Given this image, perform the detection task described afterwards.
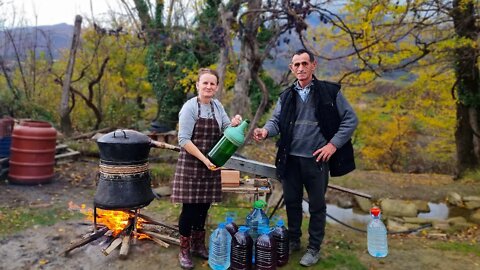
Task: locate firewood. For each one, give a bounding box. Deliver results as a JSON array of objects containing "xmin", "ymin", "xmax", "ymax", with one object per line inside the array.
[
  {"xmin": 119, "ymin": 235, "xmax": 131, "ymax": 259},
  {"xmin": 137, "ymin": 229, "xmax": 180, "ymax": 246},
  {"xmin": 102, "ymin": 237, "xmax": 123, "ymax": 256},
  {"xmin": 149, "ymin": 237, "xmax": 170, "ymax": 248},
  {"xmin": 139, "ymin": 231, "xmax": 169, "ymax": 248},
  {"xmin": 126, "ymin": 211, "xmax": 178, "ymax": 231},
  {"xmin": 62, "ymin": 227, "xmax": 108, "ymax": 255}
]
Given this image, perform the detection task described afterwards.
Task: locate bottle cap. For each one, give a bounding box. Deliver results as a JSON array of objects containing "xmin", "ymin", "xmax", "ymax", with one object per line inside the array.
[
  {"xmin": 218, "ymin": 222, "xmax": 226, "ymax": 229},
  {"xmin": 253, "ymin": 200, "xmax": 267, "ymax": 209},
  {"xmin": 258, "ymin": 226, "xmax": 270, "ymax": 234},
  {"xmin": 226, "ymin": 216, "xmax": 234, "ymax": 223},
  {"xmin": 238, "ymin": 226, "xmax": 249, "ymax": 233},
  {"xmin": 224, "ymin": 120, "xmax": 250, "ymax": 146},
  {"xmin": 370, "ymin": 207, "xmax": 381, "ymax": 217},
  {"xmin": 276, "ymin": 219, "xmax": 285, "ymax": 227}
]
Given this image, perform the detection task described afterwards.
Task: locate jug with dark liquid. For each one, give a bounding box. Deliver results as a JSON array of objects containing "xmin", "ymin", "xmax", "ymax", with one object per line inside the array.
[{"xmin": 208, "ymin": 120, "xmax": 249, "ymax": 167}]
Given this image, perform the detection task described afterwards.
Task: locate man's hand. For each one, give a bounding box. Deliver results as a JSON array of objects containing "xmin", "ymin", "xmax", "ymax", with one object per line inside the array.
[
  {"xmin": 231, "ymin": 114, "xmax": 242, "ymax": 127},
  {"xmin": 253, "ymin": 128, "xmax": 268, "ymax": 142},
  {"xmin": 313, "ymin": 142, "xmax": 337, "ymax": 162}
]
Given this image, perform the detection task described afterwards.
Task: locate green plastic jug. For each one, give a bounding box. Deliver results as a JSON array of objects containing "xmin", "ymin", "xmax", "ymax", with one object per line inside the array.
[{"xmin": 207, "ymin": 120, "xmax": 249, "ymax": 167}]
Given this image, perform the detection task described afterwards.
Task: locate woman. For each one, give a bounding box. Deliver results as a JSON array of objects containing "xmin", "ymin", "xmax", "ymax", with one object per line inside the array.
[{"xmin": 172, "ymin": 68, "xmax": 242, "ymax": 269}]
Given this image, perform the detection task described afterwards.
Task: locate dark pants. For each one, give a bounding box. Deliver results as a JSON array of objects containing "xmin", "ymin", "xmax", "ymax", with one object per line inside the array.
[
  {"xmin": 282, "ymin": 155, "xmax": 329, "ymax": 251},
  {"xmin": 179, "ymin": 203, "xmax": 211, "ymax": 236}
]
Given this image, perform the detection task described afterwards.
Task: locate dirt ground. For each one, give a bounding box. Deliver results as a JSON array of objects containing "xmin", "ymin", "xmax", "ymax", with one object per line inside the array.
[{"xmin": 0, "ymin": 158, "xmax": 479, "ymax": 270}]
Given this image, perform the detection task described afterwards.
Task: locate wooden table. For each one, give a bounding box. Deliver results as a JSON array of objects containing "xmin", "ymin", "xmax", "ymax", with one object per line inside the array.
[{"xmin": 221, "ymin": 178, "xmax": 271, "ymax": 201}]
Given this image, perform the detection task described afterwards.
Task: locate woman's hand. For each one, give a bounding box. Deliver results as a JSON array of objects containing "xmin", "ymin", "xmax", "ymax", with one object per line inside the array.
[
  {"xmin": 230, "ymin": 114, "xmax": 242, "ymax": 127},
  {"xmin": 202, "ymin": 158, "xmax": 220, "ymax": 171}
]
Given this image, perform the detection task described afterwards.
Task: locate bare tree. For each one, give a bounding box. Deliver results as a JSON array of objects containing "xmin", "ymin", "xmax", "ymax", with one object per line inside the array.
[{"xmin": 60, "ymin": 15, "xmax": 82, "ymax": 136}]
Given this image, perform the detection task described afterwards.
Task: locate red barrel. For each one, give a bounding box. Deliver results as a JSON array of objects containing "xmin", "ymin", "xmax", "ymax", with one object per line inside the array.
[{"xmin": 8, "ymin": 120, "xmax": 57, "ymax": 184}]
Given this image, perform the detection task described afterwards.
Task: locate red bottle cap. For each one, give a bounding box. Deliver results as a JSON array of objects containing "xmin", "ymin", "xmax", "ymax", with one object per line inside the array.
[{"xmin": 370, "ymin": 207, "xmax": 381, "ymax": 217}]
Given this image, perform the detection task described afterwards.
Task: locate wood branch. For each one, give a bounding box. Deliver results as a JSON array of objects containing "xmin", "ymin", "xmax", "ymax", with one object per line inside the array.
[
  {"xmin": 150, "ymin": 141, "xmax": 180, "ymax": 152},
  {"xmin": 150, "ymin": 237, "xmax": 170, "ymax": 248},
  {"xmin": 102, "ymin": 237, "xmax": 123, "ymax": 256},
  {"xmin": 137, "ymin": 229, "xmax": 180, "ymax": 246},
  {"xmin": 69, "ymin": 127, "xmax": 116, "ymax": 141},
  {"xmin": 62, "ymin": 226, "xmax": 108, "ymax": 255},
  {"xmin": 141, "ymin": 232, "xmax": 169, "ymax": 248}
]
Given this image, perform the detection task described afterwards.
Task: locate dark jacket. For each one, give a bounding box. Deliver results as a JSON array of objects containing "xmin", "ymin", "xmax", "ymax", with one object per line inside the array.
[{"xmin": 275, "ymin": 78, "xmax": 356, "ymax": 178}]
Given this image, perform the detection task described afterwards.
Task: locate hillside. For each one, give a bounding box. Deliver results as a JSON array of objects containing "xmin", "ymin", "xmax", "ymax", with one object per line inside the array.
[{"xmin": 0, "ymin": 23, "xmax": 73, "ymax": 60}]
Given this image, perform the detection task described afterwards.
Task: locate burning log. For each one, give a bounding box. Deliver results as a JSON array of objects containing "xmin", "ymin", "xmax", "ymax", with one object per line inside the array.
[
  {"xmin": 126, "ymin": 210, "xmax": 178, "ymax": 231},
  {"xmin": 62, "ymin": 226, "xmax": 108, "ymax": 255},
  {"xmin": 137, "ymin": 229, "xmax": 180, "ymax": 246},
  {"xmin": 102, "ymin": 237, "xmax": 123, "ymax": 256},
  {"xmin": 119, "ymin": 217, "xmax": 135, "ymax": 259},
  {"xmin": 103, "ymin": 218, "xmax": 135, "ymax": 257},
  {"xmin": 65, "ymin": 202, "xmax": 181, "ymax": 259},
  {"xmin": 119, "ymin": 235, "xmax": 131, "ymax": 259}
]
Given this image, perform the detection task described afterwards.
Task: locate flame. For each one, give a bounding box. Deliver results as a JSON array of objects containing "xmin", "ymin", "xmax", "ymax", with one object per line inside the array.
[{"xmin": 68, "ymin": 201, "xmax": 146, "ymax": 237}]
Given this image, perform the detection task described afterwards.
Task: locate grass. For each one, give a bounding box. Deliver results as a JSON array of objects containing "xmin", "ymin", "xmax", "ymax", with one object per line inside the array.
[
  {"xmin": 463, "ymin": 169, "xmax": 480, "ymax": 182},
  {"xmin": 0, "ymin": 205, "xmax": 83, "ymax": 237},
  {"xmin": 432, "ymin": 241, "xmax": 480, "ymax": 255}
]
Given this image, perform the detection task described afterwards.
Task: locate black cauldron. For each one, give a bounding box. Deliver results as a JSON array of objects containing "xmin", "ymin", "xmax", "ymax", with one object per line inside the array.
[
  {"xmin": 97, "ymin": 129, "xmax": 155, "ymax": 165},
  {"xmin": 94, "ymin": 129, "xmax": 156, "ymax": 210}
]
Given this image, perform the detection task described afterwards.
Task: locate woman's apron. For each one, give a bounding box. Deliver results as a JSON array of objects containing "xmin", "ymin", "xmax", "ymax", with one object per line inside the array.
[{"xmin": 171, "ymin": 99, "xmax": 222, "ymax": 203}]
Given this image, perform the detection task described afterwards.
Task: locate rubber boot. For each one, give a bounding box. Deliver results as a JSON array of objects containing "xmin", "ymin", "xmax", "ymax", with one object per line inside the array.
[
  {"xmin": 179, "ymin": 235, "xmax": 194, "ymax": 269},
  {"xmin": 190, "ymin": 230, "xmax": 209, "ymax": 260}
]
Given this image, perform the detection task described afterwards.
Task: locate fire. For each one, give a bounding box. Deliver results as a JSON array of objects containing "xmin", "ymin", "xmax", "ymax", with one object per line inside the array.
[{"xmin": 68, "ymin": 202, "xmax": 145, "ymax": 237}]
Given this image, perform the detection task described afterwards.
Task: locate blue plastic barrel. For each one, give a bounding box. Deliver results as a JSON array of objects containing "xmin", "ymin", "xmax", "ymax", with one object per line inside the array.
[
  {"xmin": 0, "ymin": 137, "xmax": 12, "ymax": 158},
  {"xmin": 0, "ymin": 117, "xmax": 14, "ymax": 158}
]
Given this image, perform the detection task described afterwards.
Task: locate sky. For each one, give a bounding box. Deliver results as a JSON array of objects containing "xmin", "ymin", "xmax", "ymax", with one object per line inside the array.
[{"xmin": 4, "ymin": 0, "xmax": 120, "ymax": 26}]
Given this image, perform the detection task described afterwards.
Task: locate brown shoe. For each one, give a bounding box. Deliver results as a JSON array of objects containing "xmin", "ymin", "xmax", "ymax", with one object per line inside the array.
[
  {"xmin": 179, "ymin": 235, "xmax": 194, "ymax": 269},
  {"xmin": 190, "ymin": 230, "xmax": 209, "ymax": 260}
]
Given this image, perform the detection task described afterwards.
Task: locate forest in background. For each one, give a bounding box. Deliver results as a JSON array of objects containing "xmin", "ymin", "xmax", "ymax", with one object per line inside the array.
[{"xmin": 1, "ymin": 0, "xmax": 479, "ymax": 178}]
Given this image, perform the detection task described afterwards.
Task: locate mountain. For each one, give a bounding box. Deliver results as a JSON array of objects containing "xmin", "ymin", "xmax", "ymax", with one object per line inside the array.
[{"xmin": 0, "ymin": 23, "xmax": 73, "ymax": 61}]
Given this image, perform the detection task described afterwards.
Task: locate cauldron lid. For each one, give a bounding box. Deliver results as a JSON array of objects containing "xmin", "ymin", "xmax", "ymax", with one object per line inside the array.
[{"xmin": 97, "ymin": 129, "xmax": 150, "ymax": 144}]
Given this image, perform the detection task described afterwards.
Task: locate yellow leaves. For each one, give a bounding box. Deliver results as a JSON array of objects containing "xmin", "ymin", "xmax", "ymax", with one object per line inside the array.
[{"xmin": 348, "ymin": 61, "xmax": 455, "ymax": 171}]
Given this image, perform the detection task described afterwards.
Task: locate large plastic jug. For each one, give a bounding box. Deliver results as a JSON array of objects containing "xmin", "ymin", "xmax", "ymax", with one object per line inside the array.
[
  {"xmin": 209, "ymin": 222, "xmax": 232, "ymax": 270},
  {"xmin": 230, "ymin": 226, "xmax": 253, "ymax": 270},
  {"xmin": 255, "ymin": 226, "xmax": 276, "ymax": 270},
  {"xmin": 246, "ymin": 200, "xmax": 269, "ymax": 263},
  {"xmin": 225, "ymin": 213, "xmax": 239, "ymax": 237},
  {"xmin": 367, "ymin": 207, "xmax": 388, "ymax": 258},
  {"xmin": 272, "ymin": 219, "xmax": 289, "ymax": 266},
  {"xmin": 207, "ymin": 120, "xmax": 249, "ymax": 167}
]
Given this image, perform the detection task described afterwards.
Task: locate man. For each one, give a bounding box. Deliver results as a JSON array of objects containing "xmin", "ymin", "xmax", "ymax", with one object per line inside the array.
[{"xmin": 253, "ymin": 49, "xmax": 358, "ymax": 267}]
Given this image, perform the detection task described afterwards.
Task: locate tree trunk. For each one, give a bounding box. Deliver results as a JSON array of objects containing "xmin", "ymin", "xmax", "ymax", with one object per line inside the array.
[
  {"xmin": 216, "ymin": 4, "xmax": 234, "ymax": 102},
  {"xmin": 231, "ymin": 0, "xmax": 262, "ymax": 117},
  {"xmin": 60, "ymin": 15, "xmax": 82, "ymax": 136},
  {"xmin": 451, "ymin": 0, "xmax": 480, "ymax": 178}
]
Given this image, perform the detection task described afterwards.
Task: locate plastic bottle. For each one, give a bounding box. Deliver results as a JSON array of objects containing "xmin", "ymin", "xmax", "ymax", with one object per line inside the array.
[
  {"xmin": 246, "ymin": 200, "xmax": 269, "ymax": 263},
  {"xmin": 271, "ymin": 219, "xmax": 289, "ymax": 266},
  {"xmin": 230, "ymin": 226, "xmax": 253, "ymax": 270},
  {"xmin": 207, "ymin": 120, "xmax": 249, "ymax": 167},
  {"xmin": 225, "ymin": 215, "xmax": 239, "ymax": 237},
  {"xmin": 209, "ymin": 222, "xmax": 232, "ymax": 270},
  {"xmin": 367, "ymin": 207, "xmax": 388, "ymax": 258},
  {"xmin": 255, "ymin": 226, "xmax": 276, "ymax": 270}
]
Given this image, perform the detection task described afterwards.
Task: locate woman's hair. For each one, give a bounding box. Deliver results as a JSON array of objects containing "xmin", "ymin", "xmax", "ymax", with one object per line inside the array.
[{"xmin": 197, "ymin": 68, "xmax": 219, "ymax": 83}]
